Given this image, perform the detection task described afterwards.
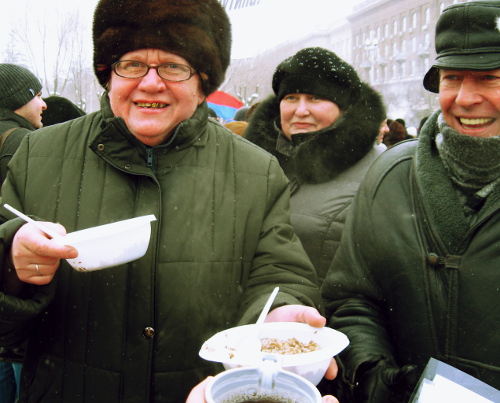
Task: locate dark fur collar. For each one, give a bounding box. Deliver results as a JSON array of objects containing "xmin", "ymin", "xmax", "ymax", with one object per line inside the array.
[{"xmin": 245, "ymin": 82, "xmax": 386, "ymax": 183}]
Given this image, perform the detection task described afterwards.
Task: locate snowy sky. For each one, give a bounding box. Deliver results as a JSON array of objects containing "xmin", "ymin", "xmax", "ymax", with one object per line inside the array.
[{"xmin": 1, "ymin": 0, "xmax": 358, "ymax": 63}]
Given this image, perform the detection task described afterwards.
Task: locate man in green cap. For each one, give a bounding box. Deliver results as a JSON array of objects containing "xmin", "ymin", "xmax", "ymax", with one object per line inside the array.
[{"xmin": 321, "ymin": 1, "xmax": 500, "ymax": 402}]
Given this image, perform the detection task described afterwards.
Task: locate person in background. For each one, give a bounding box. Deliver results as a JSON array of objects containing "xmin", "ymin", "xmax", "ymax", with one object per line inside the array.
[
  {"xmin": 41, "ymin": 95, "xmax": 85, "ymax": 126},
  {"xmin": 376, "ymin": 119, "xmax": 390, "ymax": 150},
  {"xmin": 395, "ymin": 117, "xmax": 406, "ymax": 128},
  {"xmin": 0, "ymin": 1, "xmax": 335, "ymax": 402},
  {"xmin": 382, "ymin": 119, "xmax": 409, "ymax": 148},
  {"xmin": 322, "ymin": 1, "xmax": 500, "ymax": 401},
  {"xmin": 232, "ymin": 105, "xmax": 249, "ymax": 122},
  {"xmin": 0, "ymin": 65, "xmax": 45, "ymax": 403},
  {"xmin": 0, "ymin": 64, "xmax": 46, "ymax": 185},
  {"xmin": 245, "ymin": 101, "xmax": 260, "ymax": 122},
  {"xmin": 207, "ymin": 106, "xmax": 219, "ymax": 121},
  {"xmin": 224, "ymin": 120, "xmax": 248, "ymax": 136},
  {"xmin": 245, "ymin": 47, "xmax": 387, "ymax": 287}
]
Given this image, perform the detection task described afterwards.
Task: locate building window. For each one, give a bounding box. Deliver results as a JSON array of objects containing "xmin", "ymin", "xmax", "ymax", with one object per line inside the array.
[
  {"xmin": 412, "ymin": 12, "xmax": 418, "ymax": 28},
  {"xmin": 385, "ymin": 23, "xmax": 389, "ymax": 37},
  {"xmin": 412, "ymin": 37, "xmax": 417, "ymax": 52},
  {"xmin": 425, "ymin": 8, "xmax": 430, "ymax": 24},
  {"xmin": 402, "ymin": 16, "xmax": 407, "ymax": 32},
  {"xmin": 393, "ymin": 19, "xmax": 398, "ymax": 35}
]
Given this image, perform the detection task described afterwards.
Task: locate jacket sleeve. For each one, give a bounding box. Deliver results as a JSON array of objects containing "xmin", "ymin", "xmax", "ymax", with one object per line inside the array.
[
  {"xmin": 0, "ymin": 136, "xmax": 57, "ymax": 348},
  {"xmin": 321, "ymin": 169, "xmax": 399, "ymax": 397},
  {"xmin": 238, "ymin": 157, "xmax": 323, "ymax": 324},
  {"xmin": 0, "ymin": 128, "xmax": 30, "ymax": 185},
  {"xmin": 0, "ymin": 216, "xmax": 57, "ymax": 348}
]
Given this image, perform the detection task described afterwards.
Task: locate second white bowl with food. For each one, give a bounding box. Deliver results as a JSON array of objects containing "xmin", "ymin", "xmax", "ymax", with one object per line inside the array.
[{"xmin": 199, "ymin": 322, "xmax": 349, "ymax": 385}]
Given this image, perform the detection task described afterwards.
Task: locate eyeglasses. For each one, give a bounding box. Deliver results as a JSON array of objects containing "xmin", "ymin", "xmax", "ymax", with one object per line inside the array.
[{"xmin": 111, "ymin": 60, "xmax": 197, "ymax": 82}]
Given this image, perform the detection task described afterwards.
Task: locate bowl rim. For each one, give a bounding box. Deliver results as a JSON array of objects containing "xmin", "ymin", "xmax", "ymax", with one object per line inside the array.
[
  {"xmin": 205, "ymin": 363, "xmax": 322, "ymax": 403},
  {"xmin": 56, "ymin": 214, "xmax": 156, "ymax": 243},
  {"xmin": 199, "ymin": 322, "xmax": 349, "ymax": 367}
]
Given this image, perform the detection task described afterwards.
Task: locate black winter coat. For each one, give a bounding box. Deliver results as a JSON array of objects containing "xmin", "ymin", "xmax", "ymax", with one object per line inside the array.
[{"xmin": 322, "ymin": 111, "xmax": 500, "ymax": 402}]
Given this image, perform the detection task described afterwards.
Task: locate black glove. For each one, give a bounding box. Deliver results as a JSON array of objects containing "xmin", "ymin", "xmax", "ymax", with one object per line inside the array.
[{"xmin": 355, "ymin": 360, "xmax": 419, "ymax": 403}]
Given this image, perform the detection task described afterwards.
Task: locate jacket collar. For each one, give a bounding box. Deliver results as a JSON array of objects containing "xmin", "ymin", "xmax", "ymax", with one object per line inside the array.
[
  {"xmin": 0, "ymin": 108, "xmax": 36, "ymax": 131},
  {"xmin": 97, "ymin": 92, "xmax": 209, "ymax": 151},
  {"xmin": 416, "ymin": 111, "xmax": 500, "ymax": 253},
  {"xmin": 89, "ymin": 93, "xmax": 209, "ymax": 174}
]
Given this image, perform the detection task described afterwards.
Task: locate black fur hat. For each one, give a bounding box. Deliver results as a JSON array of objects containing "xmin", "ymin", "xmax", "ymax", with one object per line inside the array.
[
  {"xmin": 42, "ymin": 96, "xmax": 86, "ymax": 126},
  {"xmin": 272, "ymin": 47, "xmax": 361, "ymax": 110},
  {"xmin": 92, "ymin": 0, "xmax": 232, "ymax": 96}
]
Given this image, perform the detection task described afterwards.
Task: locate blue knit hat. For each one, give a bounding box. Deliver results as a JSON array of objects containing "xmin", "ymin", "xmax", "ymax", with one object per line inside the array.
[{"xmin": 0, "ymin": 64, "xmax": 42, "ymax": 111}]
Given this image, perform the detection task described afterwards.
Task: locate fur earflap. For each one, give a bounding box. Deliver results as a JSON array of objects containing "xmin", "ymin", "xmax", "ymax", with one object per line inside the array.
[{"xmin": 92, "ymin": 0, "xmax": 231, "ymax": 95}]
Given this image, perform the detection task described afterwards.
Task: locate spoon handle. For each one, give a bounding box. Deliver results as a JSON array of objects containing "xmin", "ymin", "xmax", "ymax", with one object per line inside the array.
[
  {"xmin": 256, "ymin": 286, "xmax": 279, "ymax": 325},
  {"xmin": 3, "ymin": 204, "xmax": 61, "ymax": 239}
]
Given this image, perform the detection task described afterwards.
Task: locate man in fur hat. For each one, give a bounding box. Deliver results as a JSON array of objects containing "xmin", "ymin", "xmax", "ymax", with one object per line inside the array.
[
  {"xmin": 322, "ymin": 1, "xmax": 500, "ymax": 402},
  {"xmin": 0, "ymin": 1, "xmax": 335, "ymax": 402}
]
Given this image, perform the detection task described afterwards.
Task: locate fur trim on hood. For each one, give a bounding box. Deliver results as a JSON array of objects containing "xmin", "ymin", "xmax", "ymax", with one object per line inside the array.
[{"xmin": 245, "ymin": 82, "xmax": 387, "ymax": 184}]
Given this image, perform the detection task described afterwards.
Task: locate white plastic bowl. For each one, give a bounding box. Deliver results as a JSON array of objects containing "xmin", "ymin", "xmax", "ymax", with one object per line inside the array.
[
  {"xmin": 53, "ymin": 215, "xmax": 156, "ymax": 272},
  {"xmin": 199, "ymin": 322, "xmax": 349, "ymax": 385}
]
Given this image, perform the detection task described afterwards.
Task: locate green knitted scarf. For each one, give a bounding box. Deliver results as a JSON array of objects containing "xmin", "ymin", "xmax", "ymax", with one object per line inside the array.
[{"xmin": 436, "ymin": 115, "xmax": 500, "ymax": 217}]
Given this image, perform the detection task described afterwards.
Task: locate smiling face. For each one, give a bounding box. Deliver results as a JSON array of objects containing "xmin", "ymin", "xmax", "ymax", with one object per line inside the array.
[
  {"xmin": 108, "ymin": 48, "xmax": 205, "ymax": 146},
  {"xmin": 15, "ymin": 92, "xmax": 46, "ymax": 129},
  {"xmin": 279, "ymin": 93, "xmax": 341, "ymax": 140},
  {"xmin": 439, "ymin": 69, "xmax": 500, "ymax": 138}
]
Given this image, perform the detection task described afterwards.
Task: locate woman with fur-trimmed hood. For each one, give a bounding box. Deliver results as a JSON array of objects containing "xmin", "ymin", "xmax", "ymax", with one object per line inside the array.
[{"xmin": 245, "ymin": 47, "xmax": 387, "ymax": 286}]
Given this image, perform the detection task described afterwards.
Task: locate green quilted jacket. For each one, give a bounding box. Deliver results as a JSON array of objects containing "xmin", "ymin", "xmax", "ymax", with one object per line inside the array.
[{"xmin": 0, "ymin": 94, "xmax": 321, "ymax": 402}]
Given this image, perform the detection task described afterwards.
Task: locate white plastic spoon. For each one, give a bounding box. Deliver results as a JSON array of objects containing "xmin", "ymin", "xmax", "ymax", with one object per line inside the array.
[
  {"xmin": 3, "ymin": 204, "xmax": 62, "ymax": 240},
  {"xmin": 234, "ymin": 286, "xmax": 279, "ymax": 364}
]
